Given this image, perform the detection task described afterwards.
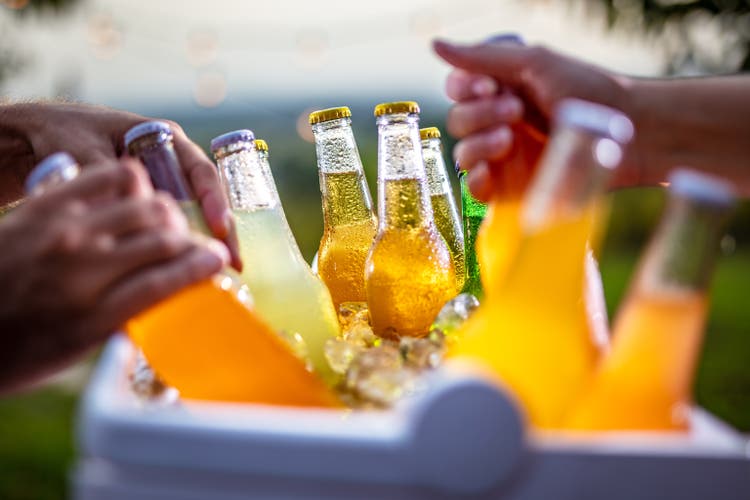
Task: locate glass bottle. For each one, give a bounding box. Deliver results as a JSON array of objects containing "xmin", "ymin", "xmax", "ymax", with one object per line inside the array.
[
  {"xmin": 211, "ymin": 130, "xmax": 340, "ymax": 381},
  {"xmin": 566, "ymin": 169, "xmax": 736, "ymax": 431},
  {"xmin": 420, "ymin": 126, "xmax": 465, "ymax": 291},
  {"xmin": 125, "ymin": 121, "xmax": 336, "ymax": 406},
  {"xmin": 451, "ymin": 99, "xmax": 634, "ymax": 428},
  {"xmin": 24, "ymin": 152, "xmax": 81, "ymax": 195},
  {"xmin": 365, "ymin": 101, "xmax": 456, "ymax": 338},
  {"xmin": 310, "ymin": 107, "xmax": 378, "ymax": 309},
  {"xmin": 456, "ymin": 162, "xmax": 488, "ymax": 299}
]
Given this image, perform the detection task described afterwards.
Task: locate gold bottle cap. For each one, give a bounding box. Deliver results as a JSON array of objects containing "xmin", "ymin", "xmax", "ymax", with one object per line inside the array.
[
  {"xmin": 254, "ymin": 139, "xmax": 268, "ymax": 152},
  {"xmin": 420, "ymin": 127, "xmax": 441, "ymax": 140},
  {"xmin": 374, "ymin": 101, "xmax": 420, "ymax": 117},
  {"xmin": 309, "ymin": 107, "xmax": 352, "ymax": 125}
]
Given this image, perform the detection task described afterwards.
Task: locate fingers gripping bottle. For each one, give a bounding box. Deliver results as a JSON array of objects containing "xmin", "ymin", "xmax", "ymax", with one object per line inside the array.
[
  {"xmin": 451, "ymin": 100, "xmax": 634, "ymax": 428},
  {"xmin": 420, "ymin": 127, "xmax": 466, "ymax": 291},
  {"xmin": 366, "ymin": 102, "xmax": 456, "ymax": 339},
  {"xmin": 566, "ymin": 170, "xmax": 736, "ymax": 431},
  {"xmin": 125, "ymin": 122, "xmax": 337, "ymax": 406},
  {"xmin": 211, "ymin": 130, "xmax": 340, "ymax": 382},
  {"xmin": 310, "ymin": 107, "xmax": 378, "ymax": 308},
  {"xmin": 456, "ymin": 162, "xmax": 488, "ymax": 299}
]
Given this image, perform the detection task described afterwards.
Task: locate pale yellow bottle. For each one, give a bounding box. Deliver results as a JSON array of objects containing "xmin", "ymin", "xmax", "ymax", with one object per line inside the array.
[
  {"xmin": 420, "ymin": 127, "xmax": 465, "ymax": 291},
  {"xmin": 365, "ymin": 102, "xmax": 456, "ymax": 339},
  {"xmin": 310, "ymin": 107, "xmax": 378, "ymax": 309},
  {"xmin": 211, "ymin": 130, "xmax": 340, "ymax": 381}
]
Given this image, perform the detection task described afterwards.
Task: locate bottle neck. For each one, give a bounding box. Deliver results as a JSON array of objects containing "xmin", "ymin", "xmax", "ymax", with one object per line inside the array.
[
  {"xmin": 216, "ymin": 144, "xmax": 278, "ymax": 212},
  {"xmin": 376, "ymin": 113, "xmax": 433, "ymax": 229},
  {"xmin": 521, "ymin": 127, "xmax": 619, "ymax": 234},
  {"xmin": 636, "ymin": 196, "xmax": 732, "ymax": 294},
  {"xmin": 128, "ymin": 134, "xmax": 193, "ymax": 202},
  {"xmin": 422, "ymin": 138, "xmax": 451, "ymax": 197},
  {"xmin": 312, "ymin": 118, "xmax": 374, "ymax": 226}
]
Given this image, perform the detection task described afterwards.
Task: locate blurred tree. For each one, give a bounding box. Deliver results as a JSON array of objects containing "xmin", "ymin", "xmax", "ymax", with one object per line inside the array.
[{"xmin": 594, "ymin": 0, "xmax": 750, "ymax": 73}]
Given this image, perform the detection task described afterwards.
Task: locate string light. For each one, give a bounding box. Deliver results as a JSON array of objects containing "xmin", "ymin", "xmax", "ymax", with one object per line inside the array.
[
  {"xmin": 1, "ymin": 0, "xmax": 29, "ymax": 10},
  {"xmin": 87, "ymin": 13, "xmax": 123, "ymax": 60},
  {"xmin": 186, "ymin": 28, "xmax": 218, "ymax": 67},
  {"xmin": 296, "ymin": 107, "xmax": 318, "ymax": 143},
  {"xmin": 193, "ymin": 69, "xmax": 227, "ymax": 108},
  {"xmin": 295, "ymin": 29, "xmax": 328, "ymax": 69}
]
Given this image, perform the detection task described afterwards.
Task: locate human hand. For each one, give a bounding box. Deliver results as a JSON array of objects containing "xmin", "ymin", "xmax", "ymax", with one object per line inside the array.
[
  {"xmin": 1, "ymin": 102, "xmax": 241, "ymax": 269},
  {"xmin": 0, "ymin": 158, "xmax": 228, "ymax": 394},
  {"xmin": 433, "ymin": 38, "xmax": 639, "ymax": 200}
]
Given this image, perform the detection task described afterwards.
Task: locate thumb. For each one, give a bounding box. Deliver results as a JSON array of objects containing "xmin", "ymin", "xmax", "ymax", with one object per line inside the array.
[{"xmin": 433, "ymin": 39, "xmax": 531, "ymax": 88}]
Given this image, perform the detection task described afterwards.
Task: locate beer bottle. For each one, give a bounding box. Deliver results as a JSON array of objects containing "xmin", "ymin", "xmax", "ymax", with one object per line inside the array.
[
  {"xmin": 125, "ymin": 122, "xmax": 336, "ymax": 406},
  {"xmin": 420, "ymin": 127, "xmax": 465, "ymax": 291},
  {"xmin": 566, "ymin": 169, "xmax": 736, "ymax": 431},
  {"xmin": 366, "ymin": 101, "xmax": 456, "ymax": 338},
  {"xmin": 451, "ymin": 100, "xmax": 634, "ymax": 427},
  {"xmin": 211, "ymin": 130, "xmax": 340, "ymax": 381},
  {"xmin": 456, "ymin": 162, "xmax": 488, "ymax": 299},
  {"xmin": 310, "ymin": 107, "xmax": 377, "ymax": 308}
]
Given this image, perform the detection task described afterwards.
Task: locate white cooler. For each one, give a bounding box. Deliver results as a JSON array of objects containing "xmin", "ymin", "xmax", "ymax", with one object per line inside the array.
[{"xmin": 73, "ymin": 335, "xmax": 750, "ymax": 499}]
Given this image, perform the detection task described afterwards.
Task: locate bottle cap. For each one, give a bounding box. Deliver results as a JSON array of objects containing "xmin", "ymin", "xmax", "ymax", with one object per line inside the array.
[
  {"xmin": 124, "ymin": 121, "xmax": 173, "ymax": 149},
  {"xmin": 555, "ymin": 99, "xmax": 634, "ymax": 145},
  {"xmin": 210, "ymin": 129, "xmax": 255, "ymax": 154},
  {"xmin": 420, "ymin": 127, "xmax": 441, "ymax": 140},
  {"xmin": 483, "ymin": 33, "xmax": 525, "ymax": 45},
  {"xmin": 374, "ymin": 101, "xmax": 420, "ymax": 117},
  {"xmin": 309, "ymin": 107, "xmax": 352, "ymax": 125},
  {"xmin": 254, "ymin": 139, "xmax": 268, "ymax": 152},
  {"xmin": 25, "ymin": 152, "xmax": 79, "ymax": 193},
  {"xmin": 668, "ymin": 169, "xmax": 736, "ymax": 208}
]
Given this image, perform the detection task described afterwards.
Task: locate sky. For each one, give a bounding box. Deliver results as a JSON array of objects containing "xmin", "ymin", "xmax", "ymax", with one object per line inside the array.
[{"xmin": 1, "ymin": 0, "xmax": 666, "ymax": 115}]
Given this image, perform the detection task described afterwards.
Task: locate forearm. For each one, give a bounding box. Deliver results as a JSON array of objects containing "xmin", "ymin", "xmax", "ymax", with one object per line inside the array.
[
  {"xmin": 628, "ymin": 75, "xmax": 750, "ymax": 195},
  {"xmin": 0, "ymin": 103, "xmax": 39, "ymax": 205}
]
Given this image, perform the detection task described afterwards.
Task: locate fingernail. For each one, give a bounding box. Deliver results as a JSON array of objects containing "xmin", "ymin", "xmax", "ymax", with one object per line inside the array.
[
  {"xmin": 496, "ymin": 97, "xmax": 522, "ymax": 118},
  {"xmin": 472, "ymin": 78, "xmax": 498, "ymax": 97},
  {"xmin": 221, "ymin": 209, "xmax": 233, "ymax": 235},
  {"xmin": 205, "ymin": 238, "xmax": 231, "ymax": 267},
  {"xmin": 194, "ymin": 249, "xmax": 223, "ymax": 274},
  {"xmin": 489, "ymin": 126, "xmax": 512, "ymax": 146}
]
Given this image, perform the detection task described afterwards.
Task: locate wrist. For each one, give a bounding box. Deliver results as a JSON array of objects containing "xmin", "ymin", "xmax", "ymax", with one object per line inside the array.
[{"xmin": 612, "ymin": 76, "xmax": 659, "ymax": 188}]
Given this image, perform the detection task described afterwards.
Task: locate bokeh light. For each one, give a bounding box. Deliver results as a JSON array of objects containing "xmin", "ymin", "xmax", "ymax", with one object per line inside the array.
[
  {"xmin": 1, "ymin": 0, "xmax": 29, "ymax": 10},
  {"xmin": 409, "ymin": 11, "xmax": 441, "ymax": 40},
  {"xmin": 186, "ymin": 28, "xmax": 218, "ymax": 67},
  {"xmin": 87, "ymin": 13, "xmax": 122, "ymax": 60},
  {"xmin": 193, "ymin": 70, "xmax": 227, "ymax": 107},
  {"xmin": 296, "ymin": 107, "xmax": 318, "ymax": 143},
  {"xmin": 295, "ymin": 29, "xmax": 328, "ymax": 69}
]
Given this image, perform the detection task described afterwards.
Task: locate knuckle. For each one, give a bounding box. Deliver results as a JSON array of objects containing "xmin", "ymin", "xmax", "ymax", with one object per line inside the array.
[
  {"xmin": 48, "ymin": 223, "xmax": 84, "ymax": 254},
  {"xmin": 162, "ymin": 119, "xmax": 183, "ymax": 135},
  {"xmin": 140, "ymin": 274, "xmax": 169, "ymax": 300},
  {"xmin": 152, "ymin": 231, "xmax": 183, "ymax": 257}
]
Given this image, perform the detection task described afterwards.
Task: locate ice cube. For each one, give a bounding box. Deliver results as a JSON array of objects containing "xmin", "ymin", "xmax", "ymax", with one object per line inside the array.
[
  {"xmin": 431, "ymin": 293, "xmax": 480, "ymax": 334},
  {"xmin": 338, "ymin": 301, "xmax": 370, "ymax": 330},
  {"xmin": 278, "ymin": 330, "xmax": 312, "ymax": 371},
  {"xmin": 343, "ymin": 322, "xmax": 378, "ymax": 347},
  {"xmin": 325, "ymin": 338, "xmax": 364, "ymax": 374},
  {"xmin": 129, "ymin": 351, "xmax": 168, "ymax": 399},
  {"xmin": 400, "ymin": 334, "xmax": 445, "ymax": 370},
  {"xmin": 346, "ymin": 344, "xmax": 416, "ymax": 406}
]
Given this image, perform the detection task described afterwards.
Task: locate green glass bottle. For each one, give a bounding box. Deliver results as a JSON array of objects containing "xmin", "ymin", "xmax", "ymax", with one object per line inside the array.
[{"xmin": 457, "ymin": 163, "xmax": 487, "ymax": 299}]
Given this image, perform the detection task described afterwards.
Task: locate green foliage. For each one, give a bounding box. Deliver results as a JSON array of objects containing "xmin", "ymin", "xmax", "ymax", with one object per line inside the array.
[{"xmin": 596, "ymin": 0, "xmax": 750, "ymax": 71}]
